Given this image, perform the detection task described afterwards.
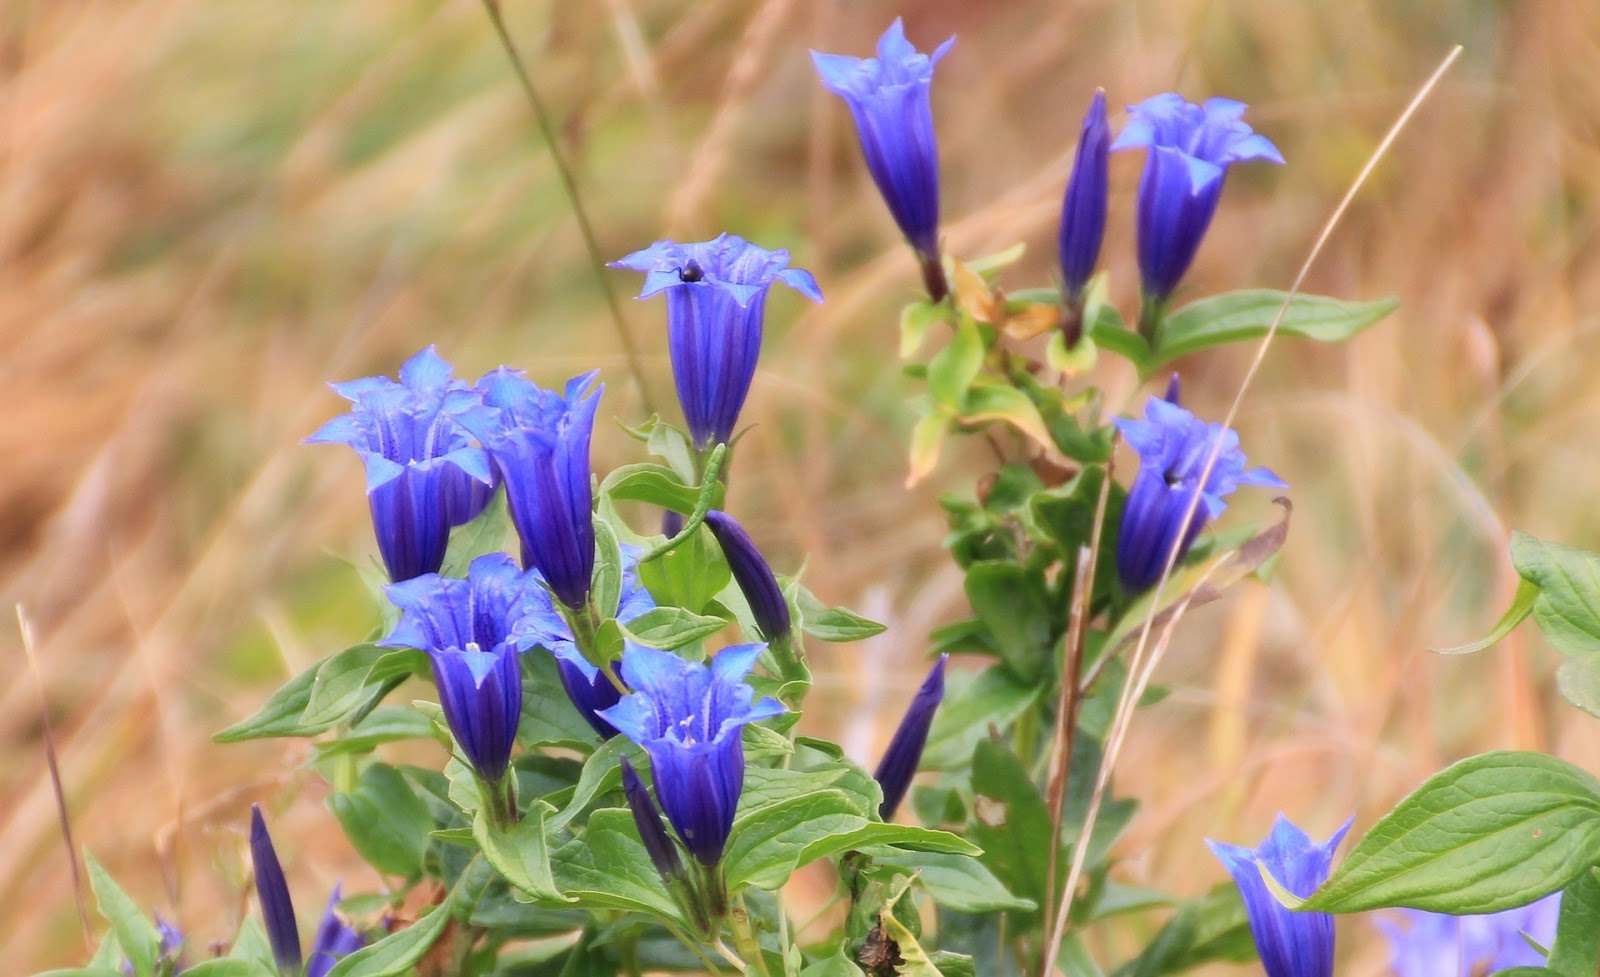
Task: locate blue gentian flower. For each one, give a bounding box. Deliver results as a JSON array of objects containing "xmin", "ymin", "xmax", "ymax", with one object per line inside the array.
[
  {"xmin": 597, "ymin": 644, "xmax": 786, "ymax": 866},
  {"xmin": 874, "ymin": 655, "xmax": 948, "ymax": 820},
  {"xmin": 813, "ymin": 20, "xmax": 955, "ymax": 296},
  {"xmin": 306, "ymin": 346, "xmax": 495, "ymax": 582},
  {"xmin": 704, "ymin": 511, "xmax": 791, "ymax": 642},
  {"xmin": 1208, "ymin": 815, "xmax": 1352, "ymax": 977},
  {"xmin": 381, "ymin": 553, "xmax": 545, "ymax": 783},
  {"xmin": 249, "ymin": 805, "xmax": 301, "ymax": 974},
  {"xmin": 1059, "ymin": 90, "xmax": 1110, "ymax": 306},
  {"xmin": 622, "ymin": 757, "xmax": 685, "ymax": 884},
  {"xmin": 1113, "ymin": 388, "xmax": 1285, "ymax": 593},
  {"xmin": 306, "ymin": 885, "xmax": 365, "ymax": 977},
  {"xmin": 459, "ymin": 370, "xmax": 602, "ymax": 610},
  {"xmin": 1378, "ymin": 893, "xmax": 1560, "ymax": 977},
  {"xmin": 1111, "ymin": 94, "xmax": 1283, "ymax": 306},
  {"xmin": 610, "ymin": 235, "xmax": 822, "ymax": 450},
  {"xmin": 516, "ymin": 548, "xmax": 659, "ymax": 740},
  {"xmin": 122, "ymin": 915, "xmax": 186, "ymax": 975}
]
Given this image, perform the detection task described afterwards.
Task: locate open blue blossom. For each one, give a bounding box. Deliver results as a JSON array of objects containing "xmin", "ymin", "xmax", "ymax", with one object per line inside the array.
[
  {"xmin": 248, "ymin": 807, "xmax": 366, "ymax": 977},
  {"xmin": 516, "ymin": 548, "xmax": 659, "ymax": 740},
  {"xmin": 381, "ymin": 553, "xmax": 545, "ymax": 783},
  {"xmin": 1113, "ymin": 389, "xmax": 1285, "ymax": 593},
  {"xmin": 704, "ymin": 511, "xmax": 791, "ymax": 642},
  {"xmin": 1059, "ymin": 90, "xmax": 1110, "ymax": 305},
  {"xmin": 598, "ymin": 644, "xmax": 785, "ymax": 866},
  {"xmin": 813, "ymin": 19, "xmax": 955, "ymax": 293},
  {"xmin": 874, "ymin": 655, "xmax": 948, "ymax": 820},
  {"xmin": 1208, "ymin": 815, "xmax": 1352, "ymax": 977},
  {"xmin": 306, "ymin": 346, "xmax": 495, "ymax": 582},
  {"xmin": 1111, "ymin": 94, "xmax": 1283, "ymax": 306},
  {"xmin": 611, "ymin": 235, "xmax": 821, "ymax": 450},
  {"xmin": 306, "ymin": 886, "xmax": 366, "ymax": 977},
  {"xmin": 1378, "ymin": 893, "xmax": 1560, "ymax": 977},
  {"xmin": 459, "ymin": 370, "xmax": 602, "ymax": 610}
]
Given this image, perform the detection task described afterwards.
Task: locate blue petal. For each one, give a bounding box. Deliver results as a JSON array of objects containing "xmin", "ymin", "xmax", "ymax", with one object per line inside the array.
[{"xmin": 397, "ymin": 345, "xmax": 453, "ymax": 390}]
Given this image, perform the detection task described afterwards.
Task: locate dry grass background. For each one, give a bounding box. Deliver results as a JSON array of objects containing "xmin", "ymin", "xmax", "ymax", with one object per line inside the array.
[{"xmin": 4, "ymin": 0, "xmax": 1600, "ymax": 971}]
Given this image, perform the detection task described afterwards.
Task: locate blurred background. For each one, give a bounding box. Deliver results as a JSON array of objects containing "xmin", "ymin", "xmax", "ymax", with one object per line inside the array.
[{"xmin": 5, "ymin": 0, "xmax": 1600, "ymax": 971}]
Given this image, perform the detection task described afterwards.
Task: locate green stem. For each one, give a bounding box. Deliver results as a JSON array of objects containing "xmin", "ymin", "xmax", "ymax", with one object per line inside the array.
[
  {"xmin": 1137, "ymin": 292, "xmax": 1168, "ymax": 348},
  {"xmin": 641, "ymin": 443, "xmax": 728, "ymax": 564},
  {"xmin": 730, "ymin": 895, "xmax": 774, "ymax": 977},
  {"xmin": 479, "ymin": 0, "xmax": 656, "ymax": 415},
  {"xmin": 482, "ymin": 773, "xmax": 519, "ymax": 830}
]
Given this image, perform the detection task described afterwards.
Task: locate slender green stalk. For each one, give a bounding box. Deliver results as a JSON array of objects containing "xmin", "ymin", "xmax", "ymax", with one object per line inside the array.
[
  {"xmin": 480, "ymin": 0, "xmax": 656, "ymax": 415},
  {"xmin": 642, "ymin": 443, "xmax": 728, "ymax": 563},
  {"xmin": 730, "ymin": 895, "xmax": 774, "ymax": 977}
]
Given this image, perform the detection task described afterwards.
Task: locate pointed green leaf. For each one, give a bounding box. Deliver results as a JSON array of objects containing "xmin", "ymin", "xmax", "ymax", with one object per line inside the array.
[
  {"xmin": 328, "ymin": 762, "xmax": 431, "ymax": 879},
  {"xmin": 795, "ymin": 586, "xmax": 887, "ymax": 642},
  {"xmin": 85, "ymin": 853, "xmax": 160, "ymax": 977},
  {"xmin": 927, "ymin": 316, "xmax": 984, "ymax": 409},
  {"xmin": 960, "ymin": 383, "xmax": 1054, "ymax": 451},
  {"xmin": 1153, "ymin": 290, "xmax": 1397, "ymax": 366},
  {"xmin": 214, "ymin": 661, "xmax": 320, "ymax": 742},
  {"xmin": 548, "ymin": 809, "xmax": 683, "ymax": 924},
  {"xmin": 472, "ymin": 803, "xmax": 568, "ymax": 903},
  {"xmin": 619, "ymin": 606, "xmax": 727, "ymax": 649},
  {"xmin": 1435, "ymin": 577, "xmax": 1539, "ymax": 654},
  {"xmin": 1546, "ymin": 868, "xmax": 1600, "ymax": 977},
  {"xmin": 921, "ymin": 664, "xmax": 1041, "ymax": 770},
  {"xmin": 1512, "ymin": 532, "xmax": 1600, "ymax": 656},
  {"xmin": 440, "ymin": 490, "xmax": 509, "ymax": 577},
  {"xmin": 602, "ymin": 463, "xmax": 720, "ymax": 514},
  {"xmin": 1558, "ymin": 657, "xmax": 1600, "ymax": 719},
  {"xmin": 323, "ymin": 892, "xmax": 456, "ymax": 977}
]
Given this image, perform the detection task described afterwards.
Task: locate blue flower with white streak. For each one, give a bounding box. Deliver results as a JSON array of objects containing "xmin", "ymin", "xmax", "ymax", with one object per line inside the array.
[
  {"xmin": 1208, "ymin": 815, "xmax": 1351, "ymax": 977},
  {"xmin": 306, "ymin": 346, "xmax": 495, "ymax": 582},
  {"xmin": 459, "ymin": 370, "xmax": 602, "ymax": 610},
  {"xmin": 1112, "ymin": 94, "xmax": 1283, "ymax": 304},
  {"xmin": 598, "ymin": 644, "xmax": 785, "ymax": 866},
  {"xmin": 611, "ymin": 234, "xmax": 821, "ymax": 450},
  {"xmin": 381, "ymin": 553, "xmax": 546, "ymax": 784},
  {"xmin": 812, "ymin": 20, "xmax": 954, "ymax": 264},
  {"xmin": 1113, "ymin": 385, "xmax": 1285, "ymax": 593}
]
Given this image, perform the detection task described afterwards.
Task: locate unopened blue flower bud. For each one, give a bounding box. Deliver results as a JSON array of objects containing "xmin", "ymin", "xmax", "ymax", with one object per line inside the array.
[
  {"xmin": 813, "ymin": 20, "xmax": 954, "ymax": 299},
  {"xmin": 1112, "ymin": 94, "xmax": 1283, "ymax": 306},
  {"xmin": 704, "ymin": 510, "xmax": 791, "ymax": 641},
  {"xmin": 873, "ymin": 655, "xmax": 947, "ymax": 820},
  {"xmin": 1059, "ymin": 90, "xmax": 1110, "ymax": 306},
  {"xmin": 1113, "ymin": 392, "xmax": 1285, "ymax": 593},
  {"xmin": 611, "ymin": 235, "xmax": 821, "ymax": 451},
  {"xmin": 249, "ymin": 805, "xmax": 302, "ymax": 974},
  {"xmin": 622, "ymin": 757, "xmax": 685, "ymax": 884},
  {"xmin": 1208, "ymin": 815, "xmax": 1351, "ymax": 977},
  {"xmin": 598, "ymin": 644, "xmax": 785, "ymax": 866}
]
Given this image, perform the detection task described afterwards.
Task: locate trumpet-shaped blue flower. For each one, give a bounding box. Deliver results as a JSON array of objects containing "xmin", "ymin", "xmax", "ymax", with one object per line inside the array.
[
  {"xmin": 1059, "ymin": 90, "xmax": 1110, "ymax": 305},
  {"xmin": 704, "ymin": 511, "xmax": 791, "ymax": 642},
  {"xmin": 813, "ymin": 20, "xmax": 955, "ymax": 271},
  {"xmin": 1113, "ymin": 388, "xmax": 1285, "ymax": 593},
  {"xmin": 516, "ymin": 548, "xmax": 658, "ymax": 740},
  {"xmin": 874, "ymin": 655, "xmax": 948, "ymax": 820},
  {"xmin": 248, "ymin": 806, "xmax": 366, "ymax": 977},
  {"xmin": 611, "ymin": 235, "xmax": 821, "ymax": 450},
  {"xmin": 1111, "ymin": 94, "xmax": 1283, "ymax": 305},
  {"xmin": 459, "ymin": 370, "xmax": 602, "ymax": 610},
  {"xmin": 306, "ymin": 346, "xmax": 495, "ymax": 582},
  {"xmin": 1208, "ymin": 815, "xmax": 1351, "ymax": 977},
  {"xmin": 1378, "ymin": 893, "xmax": 1560, "ymax": 977},
  {"xmin": 381, "ymin": 553, "xmax": 545, "ymax": 783},
  {"xmin": 598, "ymin": 644, "xmax": 785, "ymax": 866}
]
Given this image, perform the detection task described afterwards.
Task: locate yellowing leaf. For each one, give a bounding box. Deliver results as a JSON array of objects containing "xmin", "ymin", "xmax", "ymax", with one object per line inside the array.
[
  {"xmin": 1047, "ymin": 332, "xmax": 1098, "ymax": 376},
  {"xmin": 907, "ymin": 413, "xmax": 948, "ymax": 487},
  {"xmin": 1002, "ymin": 301, "xmax": 1060, "ymax": 341},
  {"xmin": 960, "ymin": 384, "xmax": 1054, "ymax": 451}
]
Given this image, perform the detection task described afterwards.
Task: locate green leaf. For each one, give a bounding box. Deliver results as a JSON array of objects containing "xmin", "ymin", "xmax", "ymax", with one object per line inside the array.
[
  {"xmin": 324, "ymin": 892, "xmax": 456, "ymax": 977},
  {"xmin": 921, "ymin": 664, "xmax": 1041, "ymax": 770},
  {"xmin": 517, "ymin": 650, "xmax": 604, "ymax": 751},
  {"xmin": 301, "ymin": 645, "xmax": 426, "ymax": 731},
  {"xmin": 928, "ymin": 316, "xmax": 984, "ymax": 409},
  {"xmin": 548, "ymin": 808, "xmax": 683, "ymax": 924},
  {"xmin": 225, "ymin": 917, "xmax": 273, "ymax": 969},
  {"xmin": 795, "ymin": 586, "xmax": 887, "ymax": 642},
  {"xmin": 901, "ymin": 300, "xmax": 948, "ymax": 359},
  {"xmin": 800, "ymin": 947, "xmax": 866, "ymax": 977},
  {"xmin": 1546, "ymin": 868, "xmax": 1600, "ymax": 977},
  {"xmin": 881, "ymin": 851, "xmax": 1035, "ymax": 913},
  {"xmin": 85, "ymin": 853, "xmax": 160, "ymax": 977},
  {"xmin": 907, "ymin": 410, "xmax": 948, "ymax": 486},
  {"xmin": 639, "ymin": 524, "xmax": 731, "ymax": 614},
  {"xmin": 591, "ymin": 518, "xmax": 623, "ymax": 631},
  {"xmin": 620, "ymin": 606, "xmax": 728, "ymax": 649},
  {"xmin": 314, "ymin": 706, "xmax": 438, "ymax": 759},
  {"xmin": 1152, "ymin": 290, "xmax": 1397, "ymax": 366},
  {"xmin": 1304, "ymin": 751, "xmax": 1600, "ymax": 913},
  {"xmin": 548, "ymin": 736, "xmax": 638, "ymax": 832},
  {"xmin": 643, "ymin": 416, "xmax": 698, "ymax": 482},
  {"xmin": 1081, "ymin": 300, "xmax": 1151, "ymax": 369},
  {"xmin": 1112, "ymin": 883, "xmax": 1253, "ymax": 977},
  {"xmin": 879, "ymin": 904, "xmax": 965, "ymax": 977},
  {"xmin": 35, "ymin": 971, "xmax": 127, "ymax": 977},
  {"xmin": 723, "ymin": 790, "xmax": 866, "ymax": 890},
  {"xmin": 1513, "ymin": 532, "xmax": 1600, "ymax": 656},
  {"xmin": 440, "ymin": 490, "xmax": 509, "ymax": 577},
  {"xmin": 472, "ymin": 802, "xmax": 568, "ymax": 903},
  {"xmin": 1558, "ymin": 658, "xmax": 1600, "ymax": 719},
  {"xmin": 959, "ymin": 383, "xmax": 1054, "ymax": 452},
  {"xmin": 1435, "ymin": 577, "xmax": 1539, "ymax": 654},
  {"xmin": 602, "ymin": 463, "xmax": 717, "ymax": 514},
  {"xmin": 328, "ymin": 763, "xmax": 432, "ymax": 879},
  {"xmin": 214, "ymin": 661, "xmax": 320, "ymax": 742},
  {"xmin": 180, "ymin": 961, "xmax": 273, "ymax": 977},
  {"xmin": 964, "ymin": 561, "xmax": 1055, "ymax": 680}
]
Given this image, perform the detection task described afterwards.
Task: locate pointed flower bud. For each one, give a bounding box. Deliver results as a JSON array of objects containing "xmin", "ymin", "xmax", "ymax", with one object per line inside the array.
[
  {"xmin": 598, "ymin": 644, "xmax": 785, "ymax": 866},
  {"xmin": 458, "ymin": 370, "xmax": 602, "ymax": 609},
  {"xmin": 622, "ymin": 757, "xmax": 686, "ymax": 884},
  {"xmin": 306, "ymin": 885, "xmax": 366, "ymax": 977},
  {"xmin": 249, "ymin": 805, "xmax": 302, "ymax": 974},
  {"xmin": 1207, "ymin": 815, "xmax": 1351, "ymax": 977},
  {"xmin": 517, "ymin": 547, "xmax": 660, "ymax": 739},
  {"xmin": 610, "ymin": 234, "xmax": 822, "ymax": 451},
  {"xmin": 1378, "ymin": 893, "xmax": 1560, "ymax": 977},
  {"xmin": 1058, "ymin": 90, "xmax": 1110, "ymax": 305},
  {"xmin": 704, "ymin": 510, "xmax": 791, "ymax": 641},
  {"xmin": 813, "ymin": 19, "xmax": 955, "ymax": 280},
  {"xmin": 1111, "ymin": 94, "xmax": 1283, "ymax": 305},
  {"xmin": 873, "ymin": 655, "xmax": 947, "ymax": 820},
  {"xmin": 381, "ymin": 553, "xmax": 545, "ymax": 783},
  {"xmin": 1113, "ymin": 391, "xmax": 1285, "ymax": 593},
  {"xmin": 306, "ymin": 346, "xmax": 495, "ymax": 582}
]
